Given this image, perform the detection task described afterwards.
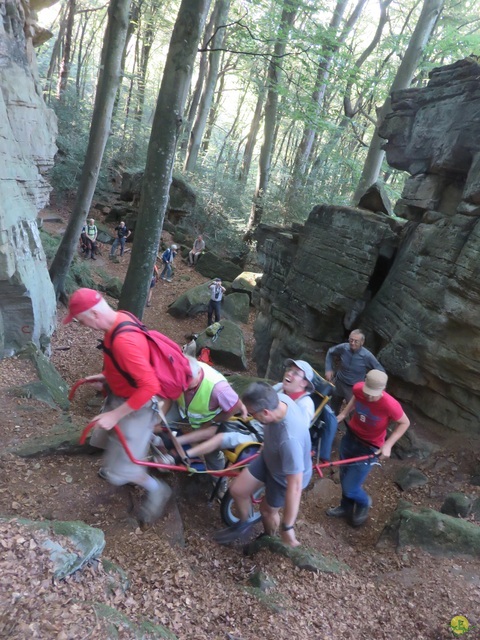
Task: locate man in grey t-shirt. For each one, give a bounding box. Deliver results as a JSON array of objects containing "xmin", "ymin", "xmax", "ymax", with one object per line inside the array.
[
  {"xmin": 214, "ymin": 382, "xmax": 311, "ymax": 547},
  {"xmin": 325, "ymin": 329, "xmax": 384, "ymax": 413}
]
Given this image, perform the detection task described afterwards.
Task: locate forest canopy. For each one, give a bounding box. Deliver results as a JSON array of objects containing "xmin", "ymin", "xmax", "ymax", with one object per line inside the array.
[{"xmin": 37, "ymin": 0, "xmax": 480, "ymax": 231}]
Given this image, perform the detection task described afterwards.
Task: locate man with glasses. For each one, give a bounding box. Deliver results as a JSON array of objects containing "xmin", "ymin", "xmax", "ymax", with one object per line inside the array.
[
  {"xmin": 325, "ymin": 329, "xmax": 384, "ymax": 414},
  {"xmin": 214, "ymin": 382, "xmax": 311, "ymax": 547}
]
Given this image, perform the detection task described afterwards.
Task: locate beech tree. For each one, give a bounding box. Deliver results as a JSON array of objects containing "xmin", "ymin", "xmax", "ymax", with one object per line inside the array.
[
  {"xmin": 49, "ymin": 0, "xmax": 132, "ymax": 299},
  {"xmin": 119, "ymin": 0, "xmax": 211, "ymax": 316},
  {"xmin": 244, "ymin": 0, "xmax": 299, "ymax": 238},
  {"xmin": 184, "ymin": 0, "xmax": 231, "ymax": 173},
  {"xmin": 353, "ymin": 0, "xmax": 445, "ymax": 203}
]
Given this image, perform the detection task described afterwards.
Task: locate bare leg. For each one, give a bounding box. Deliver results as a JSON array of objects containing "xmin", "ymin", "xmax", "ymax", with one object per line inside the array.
[
  {"xmin": 230, "ymin": 468, "xmax": 264, "ymax": 522},
  {"xmin": 176, "ymin": 425, "xmax": 218, "ymax": 446},
  {"xmin": 260, "ymin": 501, "xmax": 280, "ymax": 535},
  {"xmin": 186, "ymin": 433, "xmax": 225, "ymax": 458}
]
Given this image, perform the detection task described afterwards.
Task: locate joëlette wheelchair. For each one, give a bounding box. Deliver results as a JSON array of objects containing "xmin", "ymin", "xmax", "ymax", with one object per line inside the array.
[{"xmin": 220, "ymin": 372, "xmax": 337, "ymax": 527}]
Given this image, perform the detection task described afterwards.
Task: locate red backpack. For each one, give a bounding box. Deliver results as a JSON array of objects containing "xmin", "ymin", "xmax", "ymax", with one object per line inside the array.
[{"xmin": 99, "ymin": 311, "xmax": 192, "ymax": 399}]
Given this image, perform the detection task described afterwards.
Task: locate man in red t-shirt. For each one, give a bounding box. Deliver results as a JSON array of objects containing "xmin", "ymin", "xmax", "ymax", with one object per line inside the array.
[
  {"xmin": 326, "ymin": 370, "xmax": 410, "ymax": 527},
  {"xmin": 64, "ymin": 288, "xmax": 173, "ymax": 524}
]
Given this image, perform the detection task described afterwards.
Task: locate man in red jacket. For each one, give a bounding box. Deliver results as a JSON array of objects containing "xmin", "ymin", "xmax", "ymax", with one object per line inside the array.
[{"xmin": 64, "ymin": 288, "xmax": 172, "ymax": 524}]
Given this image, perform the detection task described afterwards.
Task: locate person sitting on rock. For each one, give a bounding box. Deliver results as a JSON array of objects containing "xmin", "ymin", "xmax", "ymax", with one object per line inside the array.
[
  {"xmin": 84, "ymin": 218, "xmax": 98, "ymax": 260},
  {"xmin": 326, "ymin": 370, "xmax": 410, "ymax": 527},
  {"xmin": 110, "ymin": 221, "xmax": 131, "ymax": 258},
  {"xmin": 188, "ymin": 234, "xmax": 205, "ymax": 266},
  {"xmin": 207, "ymin": 278, "xmax": 226, "ymax": 326}
]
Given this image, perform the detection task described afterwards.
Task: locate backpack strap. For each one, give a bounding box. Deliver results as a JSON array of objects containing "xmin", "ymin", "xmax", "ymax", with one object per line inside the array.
[{"xmin": 97, "ymin": 313, "xmax": 147, "ymax": 388}]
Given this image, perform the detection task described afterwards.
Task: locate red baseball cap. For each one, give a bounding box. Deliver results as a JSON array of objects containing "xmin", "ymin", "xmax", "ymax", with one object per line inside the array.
[{"xmin": 63, "ymin": 288, "xmax": 103, "ymax": 324}]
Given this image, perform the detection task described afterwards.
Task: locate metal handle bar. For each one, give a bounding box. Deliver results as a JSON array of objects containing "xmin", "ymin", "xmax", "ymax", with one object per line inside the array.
[
  {"xmin": 69, "ymin": 378, "xmax": 106, "ymax": 401},
  {"xmin": 79, "ymin": 421, "xmax": 259, "ymax": 476},
  {"xmin": 313, "ymin": 454, "xmax": 378, "ymax": 478}
]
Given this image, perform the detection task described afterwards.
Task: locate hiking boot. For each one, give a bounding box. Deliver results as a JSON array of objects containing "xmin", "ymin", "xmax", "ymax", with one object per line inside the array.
[
  {"xmin": 213, "ymin": 520, "xmax": 254, "ymax": 545},
  {"xmin": 351, "ymin": 497, "xmax": 372, "ymax": 527},
  {"xmin": 97, "ymin": 467, "xmax": 109, "ymax": 481},
  {"xmin": 326, "ymin": 504, "xmax": 350, "ymax": 518},
  {"xmin": 138, "ymin": 484, "xmax": 172, "ymax": 524}
]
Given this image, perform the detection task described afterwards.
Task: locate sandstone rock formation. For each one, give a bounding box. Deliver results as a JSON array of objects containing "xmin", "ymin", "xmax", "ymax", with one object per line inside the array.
[
  {"xmin": 254, "ymin": 59, "xmax": 480, "ymax": 433},
  {"xmin": 0, "ymin": 0, "xmax": 57, "ymax": 356}
]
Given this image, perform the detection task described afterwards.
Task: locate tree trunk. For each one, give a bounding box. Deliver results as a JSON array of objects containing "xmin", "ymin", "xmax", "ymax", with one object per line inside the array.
[
  {"xmin": 178, "ymin": 8, "xmax": 216, "ymax": 161},
  {"xmin": 285, "ymin": 0, "xmax": 367, "ymax": 208},
  {"xmin": 238, "ymin": 72, "xmax": 266, "ymax": 184},
  {"xmin": 119, "ymin": 0, "xmax": 211, "ymax": 317},
  {"xmin": 184, "ymin": 0, "xmax": 231, "ymax": 173},
  {"xmin": 56, "ymin": 0, "xmax": 76, "ymax": 101},
  {"xmin": 353, "ymin": 0, "xmax": 444, "ymax": 204},
  {"xmin": 49, "ymin": 0, "xmax": 132, "ymax": 298},
  {"xmin": 244, "ymin": 0, "xmax": 298, "ymax": 238},
  {"xmin": 135, "ymin": 0, "xmax": 160, "ymax": 123}
]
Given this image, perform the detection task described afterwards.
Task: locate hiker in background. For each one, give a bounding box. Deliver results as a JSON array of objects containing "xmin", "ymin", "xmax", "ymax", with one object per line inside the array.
[
  {"xmin": 110, "ymin": 221, "xmax": 131, "ymax": 258},
  {"xmin": 327, "ymin": 370, "xmax": 410, "ymax": 527},
  {"xmin": 160, "ymin": 244, "xmax": 178, "ymax": 282},
  {"xmin": 63, "ymin": 288, "xmax": 175, "ymax": 524},
  {"xmin": 79, "ymin": 220, "xmax": 88, "ymax": 254},
  {"xmin": 325, "ymin": 329, "xmax": 385, "ymax": 413},
  {"xmin": 84, "ymin": 218, "xmax": 98, "ymax": 260},
  {"xmin": 207, "ymin": 278, "xmax": 226, "ymax": 326},
  {"xmin": 188, "ymin": 234, "xmax": 205, "ymax": 266},
  {"xmin": 147, "ymin": 265, "xmax": 159, "ymax": 307}
]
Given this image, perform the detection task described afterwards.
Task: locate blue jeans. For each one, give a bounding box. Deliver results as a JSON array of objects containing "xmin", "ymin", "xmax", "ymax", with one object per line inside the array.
[
  {"xmin": 110, "ymin": 236, "xmax": 126, "ymax": 256},
  {"xmin": 339, "ymin": 429, "xmax": 378, "ymax": 509},
  {"xmin": 319, "ymin": 405, "xmax": 337, "ymax": 461},
  {"xmin": 160, "ymin": 262, "xmax": 172, "ymax": 279}
]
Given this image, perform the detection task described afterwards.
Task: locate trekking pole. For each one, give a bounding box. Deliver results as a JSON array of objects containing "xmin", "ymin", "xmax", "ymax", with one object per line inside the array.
[{"xmin": 313, "ymin": 454, "xmax": 379, "ymax": 479}]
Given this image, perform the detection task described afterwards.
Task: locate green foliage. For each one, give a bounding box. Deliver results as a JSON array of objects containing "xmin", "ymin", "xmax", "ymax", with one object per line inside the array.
[
  {"xmin": 35, "ymin": 0, "xmax": 480, "ymax": 234},
  {"xmin": 180, "ymin": 169, "xmax": 250, "ymax": 261}
]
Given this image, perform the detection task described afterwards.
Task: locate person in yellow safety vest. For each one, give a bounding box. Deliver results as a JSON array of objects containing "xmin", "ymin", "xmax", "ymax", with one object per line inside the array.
[{"xmin": 158, "ymin": 356, "xmax": 248, "ymax": 473}]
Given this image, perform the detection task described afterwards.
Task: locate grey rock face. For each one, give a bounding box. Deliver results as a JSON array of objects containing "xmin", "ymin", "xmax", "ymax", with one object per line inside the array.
[
  {"xmin": 0, "ymin": 0, "xmax": 57, "ymax": 357},
  {"xmin": 253, "ymin": 59, "xmax": 480, "ymax": 433}
]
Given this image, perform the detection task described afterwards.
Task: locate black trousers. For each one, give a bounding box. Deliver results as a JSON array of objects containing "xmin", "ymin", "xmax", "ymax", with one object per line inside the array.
[{"xmin": 208, "ymin": 299, "xmax": 221, "ymax": 325}]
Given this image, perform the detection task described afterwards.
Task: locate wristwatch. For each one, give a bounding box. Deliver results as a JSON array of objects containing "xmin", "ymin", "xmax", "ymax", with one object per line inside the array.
[{"xmin": 281, "ymin": 523, "xmax": 294, "ymax": 531}]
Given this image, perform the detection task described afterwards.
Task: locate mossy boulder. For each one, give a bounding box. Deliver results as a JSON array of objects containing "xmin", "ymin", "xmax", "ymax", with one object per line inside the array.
[
  {"xmin": 196, "ymin": 320, "xmax": 247, "ymax": 370},
  {"xmin": 18, "ymin": 342, "xmax": 69, "ymax": 409},
  {"xmin": 222, "ymin": 293, "xmax": 250, "ymax": 324},
  {"xmin": 167, "ymin": 284, "xmax": 210, "ymax": 318},
  {"xmin": 195, "ymin": 251, "xmax": 242, "ymax": 282},
  {"xmin": 379, "ymin": 501, "xmax": 480, "ymax": 557}
]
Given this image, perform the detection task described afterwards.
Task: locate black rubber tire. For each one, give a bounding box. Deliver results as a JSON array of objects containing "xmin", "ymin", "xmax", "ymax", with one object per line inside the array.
[{"xmin": 220, "ymin": 486, "xmax": 265, "ymax": 527}]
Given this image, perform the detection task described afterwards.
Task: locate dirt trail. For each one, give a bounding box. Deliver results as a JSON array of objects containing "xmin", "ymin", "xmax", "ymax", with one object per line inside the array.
[{"xmin": 0, "ymin": 208, "xmax": 479, "ymax": 639}]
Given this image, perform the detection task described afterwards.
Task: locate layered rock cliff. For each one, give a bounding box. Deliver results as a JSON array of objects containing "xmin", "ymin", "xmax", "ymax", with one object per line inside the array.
[
  {"xmin": 0, "ymin": 0, "xmax": 57, "ymax": 356},
  {"xmin": 254, "ymin": 59, "xmax": 480, "ymax": 433}
]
